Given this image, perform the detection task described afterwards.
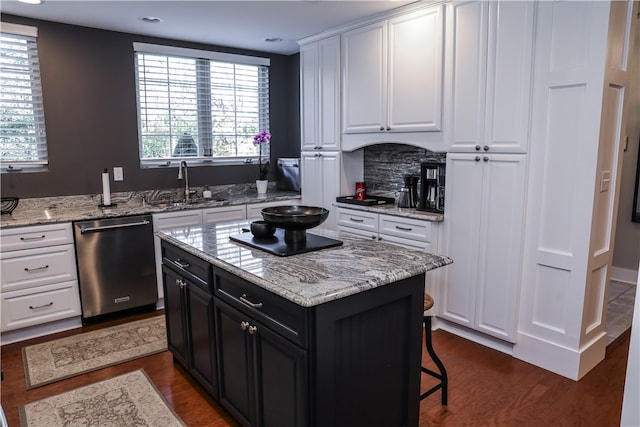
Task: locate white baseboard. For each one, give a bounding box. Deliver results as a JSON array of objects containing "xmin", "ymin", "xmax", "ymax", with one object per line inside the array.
[
  {"xmin": 512, "ymin": 330, "xmax": 607, "ymax": 381},
  {"xmin": 433, "ymin": 318, "xmax": 514, "ymax": 355},
  {"xmin": 0, "ymin": 317, "xmax": 82, "ymax": 345},
  {"xmin": 611, "ymin": 266, "xmax": 639, "ymax": 286}
]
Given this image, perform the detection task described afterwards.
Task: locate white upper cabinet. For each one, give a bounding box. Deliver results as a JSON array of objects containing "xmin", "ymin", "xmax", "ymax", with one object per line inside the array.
[
  {"xmin": 341, "ymin": 5, "xmax": 445, "ymax": 151},
  {"xmin": 300, "ymin": 35, "xmax": 341, "ymax": 151},
  {"xmin": 446, "ymin": 1, "xmax": 534, "ymax": 154}
]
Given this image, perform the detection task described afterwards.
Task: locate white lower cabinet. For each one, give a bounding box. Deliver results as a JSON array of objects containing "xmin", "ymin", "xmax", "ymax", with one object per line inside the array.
[
  {"xmin": 301, "ymin": 151, "xmax": 341, "ymax": 230},
  {"xmin": 0, "ymin": 223, "xmax": 81, "ymax": 332},
  {"xmin": 337, "ymin": 208, "xmax": 436, "ymax": 251},
  {"xmin": 438, "ymin": 153, "xmax": 526, "ymax": 342}
]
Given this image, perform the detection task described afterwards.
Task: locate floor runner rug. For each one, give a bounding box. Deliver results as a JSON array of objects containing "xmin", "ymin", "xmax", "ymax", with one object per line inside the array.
[
  {"xmin": 19, "ymin": 369, "xmax": 185, "ymax": 426},
  {"xmin": 22, "ymin": 316, "xmax": 167, "ymax": 389}
]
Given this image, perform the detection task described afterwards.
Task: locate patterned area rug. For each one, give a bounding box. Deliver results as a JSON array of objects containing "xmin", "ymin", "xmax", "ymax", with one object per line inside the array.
[
  {"xmin": 19, "ymin": 369, "xmax": 185, "ymax": 427},
  {"xmin": 22, "ymin": 316, "xmax": 167, "ymax": 389}
]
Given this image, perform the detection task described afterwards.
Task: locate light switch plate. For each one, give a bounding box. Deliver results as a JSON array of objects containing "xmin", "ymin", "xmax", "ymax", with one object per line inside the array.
[
  {"xmin": 114, "ymin": 167, "xmax": 124, "ymax": 181},
  {"xmin": 600, "ymin": 170, "xmax": 610, "ymax": 192}
]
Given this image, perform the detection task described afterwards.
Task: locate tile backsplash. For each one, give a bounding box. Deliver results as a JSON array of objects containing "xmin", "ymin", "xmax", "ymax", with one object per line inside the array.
[{"xmin": 363, "ymin": 144, "xmax": 445, "ymax": 196}]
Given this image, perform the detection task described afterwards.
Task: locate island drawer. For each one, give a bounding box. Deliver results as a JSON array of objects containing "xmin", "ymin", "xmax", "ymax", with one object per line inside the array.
[
  {"xmin": 214, "ymin": 268, "xmax": 308, "ymax": 347},
  {"xmin": 161, "ymin": 242, "xmax": 211, "ymax": 290}
]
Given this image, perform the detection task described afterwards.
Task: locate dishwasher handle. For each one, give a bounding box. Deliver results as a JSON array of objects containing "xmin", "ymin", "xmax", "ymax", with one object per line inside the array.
[{"xmin": 79, "ymin": 220, "xmax": 150, "ymax": 233}]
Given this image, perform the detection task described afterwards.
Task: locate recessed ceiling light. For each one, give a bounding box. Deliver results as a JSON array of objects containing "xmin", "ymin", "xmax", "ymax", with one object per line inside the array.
[
  {"xmin": 18, "ymin": 0, "xmax": 43, "ymax": 4},
  {"xmin": 264, "ymin": 37, "xmax": 283, "ymax": 43},
  {"xmin": 139, "ymin": 16, "xmax": 163, "ymax": 24}
]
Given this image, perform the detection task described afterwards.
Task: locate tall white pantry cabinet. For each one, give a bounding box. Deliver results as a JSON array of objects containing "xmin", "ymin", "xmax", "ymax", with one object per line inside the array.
[
  {"xmin": 297, "ymin": 0, "xmax": 636, "ymax": 380},
  {"xmin": 437, "ymin": 1, "xmax": 534, "ymax": 344}
]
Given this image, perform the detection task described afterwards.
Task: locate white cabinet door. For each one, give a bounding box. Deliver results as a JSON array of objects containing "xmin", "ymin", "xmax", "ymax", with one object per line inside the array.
[
  {"xmin": 301, "ymin": 151, "xmax": 341, "ymax": 230},
  {"xmin": 202, "ymin": 205, "xmax": 246, "ymax": 225},
  {"xmin": 445, "ymin": 0, "xmax": 488, "ymax": 153},
  {"xmin": 387, "ymin": 5, "xmax": 443, "ymax": 133},
  {"xmin": 439, "ymin": 153, "xmax": 526, "ymax": 342},
  {"xmin": 439, "ymin": 154, "xmax": 484, "ymax": 329},
  {"xmin": 474, "ymin": 154, "xmax": 526, "ymax": 340},
  {"xmin": 300, "ymin": 41, "xmax": 319, "ymax": 151},
  {"xmin": 446, "ymin": 0, "xmax": 533, "ymax": 153},
  {"xmin": 152, "ymin": 210, "xmax": 203, "ymax": 301},
  {"xmin": 342, "ymin": 20, "xmax": 387, "ymax": 134},
  {"xmin": 300, "ymin": 36, "xmax": 341, "ymax": 151}
]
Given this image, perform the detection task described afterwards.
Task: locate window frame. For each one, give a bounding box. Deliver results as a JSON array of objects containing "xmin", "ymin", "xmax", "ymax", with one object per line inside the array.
[
  {"xmin": 133, "ymin": 42, "xmax": 271, "ymax": 169},
  {"xmin": 0, "ymin": 22, "xmax": 48, "ymax": 173}
]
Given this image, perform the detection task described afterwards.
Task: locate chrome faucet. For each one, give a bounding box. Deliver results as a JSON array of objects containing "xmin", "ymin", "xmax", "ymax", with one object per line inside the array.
[{"xmin": 177, "ymin": 160, "xmax": 190, "ymax": 202}]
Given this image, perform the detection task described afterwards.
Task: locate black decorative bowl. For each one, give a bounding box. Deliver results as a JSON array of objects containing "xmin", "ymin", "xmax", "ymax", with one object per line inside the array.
[
  {"xmin": 250, "ymin": 220, "xmax": 276, "ymax": 239},
  {"xmin": 261, "ymin": 205, "xmax": 329, "ymax": 244}
]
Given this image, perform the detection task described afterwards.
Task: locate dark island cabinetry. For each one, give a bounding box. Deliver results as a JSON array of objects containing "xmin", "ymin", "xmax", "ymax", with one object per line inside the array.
[
  {"xmin": 162, "ymin": 244, "xmax": 218, "ymax": 398},
  {"xmin": 161, "ymin": 240, "xmax": 426, "ymax": 427}
]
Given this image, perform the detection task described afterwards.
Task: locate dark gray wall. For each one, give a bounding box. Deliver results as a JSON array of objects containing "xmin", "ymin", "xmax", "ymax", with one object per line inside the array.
[{"xmin": 0, "ymin": 14, "xmax": 301, "ymax": 198}]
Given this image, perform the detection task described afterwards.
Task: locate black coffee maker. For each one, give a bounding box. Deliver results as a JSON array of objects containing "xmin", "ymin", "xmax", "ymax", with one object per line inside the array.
[
  {"xmin": 398, "ymin": 175, "xmax": 419, "ymax": 208},
  {"xmin": 417, "ymin": 161, "xmax": 445, "ymax": 213}
]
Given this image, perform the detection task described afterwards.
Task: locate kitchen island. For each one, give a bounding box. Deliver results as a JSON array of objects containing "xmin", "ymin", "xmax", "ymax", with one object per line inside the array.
[{"xmin": 157, "ymin": 220, "xmax": 452, "ymax": 427}]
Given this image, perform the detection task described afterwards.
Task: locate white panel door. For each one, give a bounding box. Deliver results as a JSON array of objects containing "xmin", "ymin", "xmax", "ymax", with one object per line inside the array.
[
  {"xmin": 446, "ymin": 0, "xmax": 488, "ymax": 152},
  {"xmin": 301, "ymin": 151, "xmax": 340, "ymax": 231},
  {"xmin": 387, "ymin": 5, "xmax": 443, "ymax": 132},
  {"xmin": 439, "ymin": 154, "xmax": 484, "ymax": 327},
  {"xmin": 341, "ymin": 21, "xmax": 387, "ymax": 134},
  {"xmin": 300, "ymin": 36, "xmax": 341, "ymax": 151},
  {"xmin": 318, "ymin": 36, "xmax": 341, "ymax": 150},
  {"xmin": 474, "ymin": 154, "xmax": 526, "ymax": 341},
  {"xmin": 300, "ymin": 42, "xmax": 319, "ymax": 151}
]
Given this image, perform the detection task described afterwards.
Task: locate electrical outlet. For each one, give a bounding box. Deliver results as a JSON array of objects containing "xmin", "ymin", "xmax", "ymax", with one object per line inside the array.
[{"xmin": 113, "ymin": 167, "xmax": 124, "ymax": 181}]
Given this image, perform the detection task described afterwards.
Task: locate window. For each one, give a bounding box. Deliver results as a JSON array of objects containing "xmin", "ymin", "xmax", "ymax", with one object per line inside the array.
[
  {"xmin": 133, "ymin": 43, "xmax": 270, "ymax": 167},
  {"xmin": 0, "ymin": 23, "xmax": 48, "ymax": 172}
]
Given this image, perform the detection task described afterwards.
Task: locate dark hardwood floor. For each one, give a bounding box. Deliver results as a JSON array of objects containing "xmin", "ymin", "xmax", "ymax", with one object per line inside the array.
[{"xmin": 1, "ymin": 310, "xmax": 630, "ymax": 426}]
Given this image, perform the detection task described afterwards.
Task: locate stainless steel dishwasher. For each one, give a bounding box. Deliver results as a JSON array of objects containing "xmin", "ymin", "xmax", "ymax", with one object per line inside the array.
[{"xmin": 74, "ymin": 214, "xmax": 157, "ymax": 321}]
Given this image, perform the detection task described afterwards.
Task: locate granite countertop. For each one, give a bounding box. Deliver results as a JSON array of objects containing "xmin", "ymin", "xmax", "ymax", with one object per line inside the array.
[
  {"xmin": 334, "ymin": 201, "xmax": 444, "ymax": 222},
  {"xmin": 0, "ymin": 190, "xmax": 301, "ymax": 229},
  {"xmin": 157, "ymin": 220, "xmax": 453, "ymax": 308}
]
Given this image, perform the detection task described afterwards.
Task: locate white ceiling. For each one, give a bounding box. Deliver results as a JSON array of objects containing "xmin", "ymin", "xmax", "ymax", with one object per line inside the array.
[{"xmin": 0, "ymin": 0, "xmax": 418, "ymax": 55}]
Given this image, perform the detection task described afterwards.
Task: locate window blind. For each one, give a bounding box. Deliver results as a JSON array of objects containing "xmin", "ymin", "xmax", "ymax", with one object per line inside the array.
[
  {"xmin": 0, "ymin": 23, "xmax": 48, "ymax": 171},
  {"xmin": 134, "ymin": 43, "xmax": 269, "ymax": 166}
]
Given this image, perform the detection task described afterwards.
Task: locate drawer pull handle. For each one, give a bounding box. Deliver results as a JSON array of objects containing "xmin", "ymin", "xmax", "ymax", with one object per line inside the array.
[
  {"xmin": 240, "ymin": 293, "xmax": 263, "ymax": 309},
  {"xmin": 349, "ymin": 217, "xmax": 364, "ymax": 223},
  {"xmin": 175, "ymin": 260, "xmax": 190, "ymax": 269},
  {"xmin": 395, "ymin": 225, "xmax": 413, "ymax": 231},
  {"xmin": 24, "ymin": 265, "xmax": 49, "ymax": 272},
  {"xmin": 20, "ymin": 235, "xmax": 46, "ymax": 241},
  {"xmin": 29, "ymin": 302, "xmax": 53, "ymax": 310}
]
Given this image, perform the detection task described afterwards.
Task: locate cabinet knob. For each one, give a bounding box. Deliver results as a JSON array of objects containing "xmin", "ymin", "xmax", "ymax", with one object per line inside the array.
[
  {"xmin": 241, "ymin": 321, "xmax": 250, "ymax": 331},
  {"xmin": 483, "ymin": 145, "xmax": 490, "ymax": 151},
  {"xmin": 175, "ymin": 278, "xmax": 185, "ymax": 288},
  {"xmin": 483, "ymin": 156, "xmax": 489, "ymax": 162},
  {"xmin": 475, "ymin": 145, "xmax": 481, "ymax": 151},
  {"xmin": 248, "ymin": 325, "xmax": 258, "ymax": 335},
  {"xmin": 379, "ymin": 126, "xmax": 385, "ymax": 131},
  {"xmin": 385, "ymin": 126, "xmax": 391, "ymax": 131},
  {"xmin": 475, "ymin": 156, "xmax": 481, "ymax": 161}
]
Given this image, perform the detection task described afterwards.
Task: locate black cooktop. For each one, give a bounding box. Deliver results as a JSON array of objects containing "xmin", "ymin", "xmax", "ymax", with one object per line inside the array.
[{"xmin": 230, "ymin": 229, "xmax": 343, "ymax": 257}]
